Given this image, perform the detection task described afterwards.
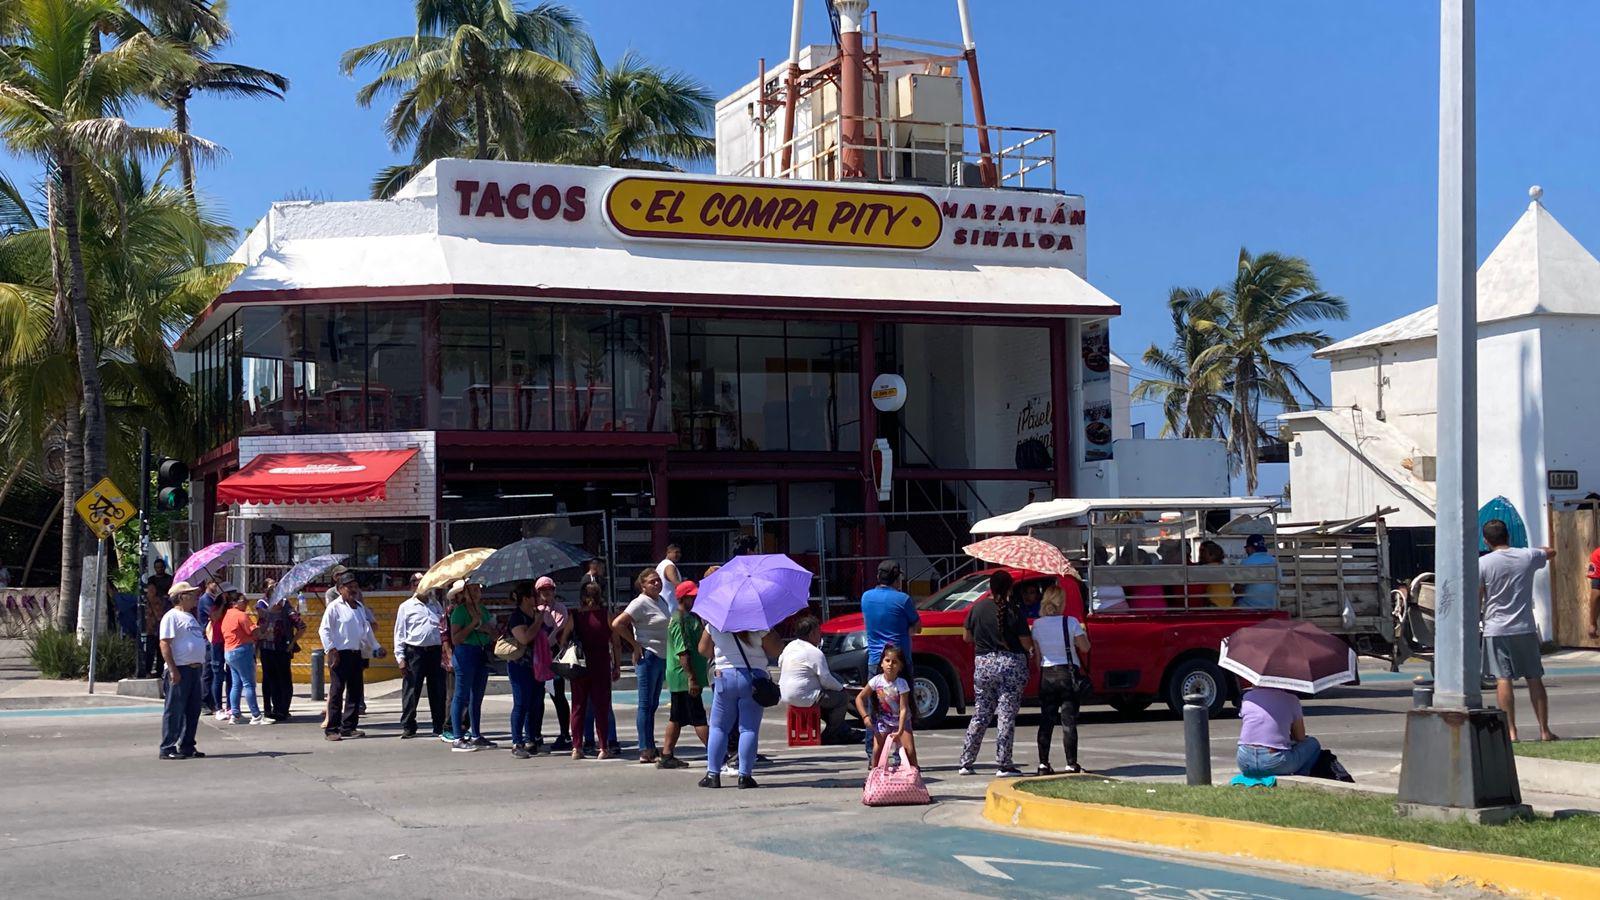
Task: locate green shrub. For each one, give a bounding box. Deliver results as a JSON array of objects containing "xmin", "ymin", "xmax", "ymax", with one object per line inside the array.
[
  {"xmin": 92, "ymin": 633, "xmax": 137, "ymax": 682},
  {"xmin": 26, "ymin": 627, "xmax": 137, "ymax": 681},
  {"xmin": 27, "ymin": 625, "xmax": 85, "ymax": 678}
]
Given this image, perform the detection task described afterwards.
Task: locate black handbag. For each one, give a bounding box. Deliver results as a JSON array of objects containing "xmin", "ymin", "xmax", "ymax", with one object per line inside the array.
[
  {"xmin": 1062, "ymin": 617, "xmax": 1093, "ymax": 703},
  {"xmin": 734, "ymin": 637, "xmax": 780, "ymax": 708}
]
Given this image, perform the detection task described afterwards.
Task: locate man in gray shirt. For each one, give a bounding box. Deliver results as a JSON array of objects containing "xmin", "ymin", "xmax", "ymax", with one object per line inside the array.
[{"xmin": 1477, "ymin": 519, "xmax": 1558, "ymax": 743}]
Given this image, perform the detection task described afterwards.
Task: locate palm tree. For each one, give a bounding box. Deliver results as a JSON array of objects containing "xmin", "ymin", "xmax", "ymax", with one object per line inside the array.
[
  {"xmin": 0, "ymin": 161, "xmax": 234, "ymax": 621},
  {"xmin": 1131, "ymin": 289, "xmax": 1232, "ymax": 442},
  {"xmin": 0, "ymin": 0, "xmax": 203, "ymax": 622},
  {"xmin": 132, "ymin": 0, "xmax": 289, "ymax": 201},
  {"xmin": 341, "ymin": 0, "xmax": 585, "ymax": 165},
  {"xmin": 540, "ymin": 48, "xmax": 714, "ymax": 170},
  {"xmin": 1159, "ymin": 248, "xmax": 1348, "ymax": 493}
]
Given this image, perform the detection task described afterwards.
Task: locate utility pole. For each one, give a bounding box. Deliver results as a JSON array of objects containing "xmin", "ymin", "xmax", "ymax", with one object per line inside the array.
[{"xmin": 1396, "ymin": 0, "xmax": 1527, "ymax": 823}]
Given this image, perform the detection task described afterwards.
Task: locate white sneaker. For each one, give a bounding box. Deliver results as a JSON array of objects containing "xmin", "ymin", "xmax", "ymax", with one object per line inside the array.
[
  {"xmin": 720, "ymin": 763, "xmax": 739, "ymax": 777},
  {"xmin": 957, "ymin": 765, "xmax": 977, "ymax": 776},
  {"xmin": 214, "ymin": 710, "xmax": 229, "ymax": 721},
  {"xmin": 996, "ymin": 767, "xmax": 1023, "ymax": 778},
  {"xmin": 250, "ymin": 715, "xmax": 266, "ymax": 726},
  {"xmin": 229, "ymin": 716, "xmax": 244, "ymax": 725}
]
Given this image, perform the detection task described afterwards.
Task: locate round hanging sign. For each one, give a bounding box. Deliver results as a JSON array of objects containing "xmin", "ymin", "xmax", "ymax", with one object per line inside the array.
[{"xmin": 870, "ymin": 374, "xmax": 907, "ymax": 412}]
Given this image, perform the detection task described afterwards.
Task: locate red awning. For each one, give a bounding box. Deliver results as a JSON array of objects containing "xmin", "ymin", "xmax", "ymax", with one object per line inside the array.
[{"xmin": 217, "ymin": 449, "xmax": 418, "ymax": 505}]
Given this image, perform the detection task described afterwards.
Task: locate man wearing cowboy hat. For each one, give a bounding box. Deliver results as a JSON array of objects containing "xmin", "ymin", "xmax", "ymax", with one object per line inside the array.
[
  {"xmin": 158, "ymin": 582, "xmax": 209, "ymax": 760},
  {"xmin": 320, "ymin": 571, "xmax": 378, "ymax": 741}
]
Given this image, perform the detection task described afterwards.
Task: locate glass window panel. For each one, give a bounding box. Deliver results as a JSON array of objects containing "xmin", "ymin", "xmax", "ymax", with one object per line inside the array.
[
  {"xmin": 367, "ymin": 302, "xmax": 424, "ymax": 431},
  {"xmin": 614, "ymin": 311, "xmax": 668, "ymax": 433},
  {"xmin": 439, "ymin": 302, "xmax": 493, "ymax": 430},
  {"xmin": 670, "ymin": 327, "xmax": 694, "ymax": 448},
  {"xmin": 786, "ymin": 334, "xmax": 858, "ymax": 451},
  {"xmin": 492, "ymin": 302, "xmax": 553, "ymax": 431},
  {"xmin": 553, "ymin": 310, "xmax": 613, "ymax": 431},
  {"xmin": 238, "ymin": 307, "xmax": 293, "ymax": 435},
  {"xmin": 302, "ymin": 306, "xmax": 367, "ymax": 433},
  {"xmin": 738, "ymin": 334, "xmax": 787, "ymax": 451}
]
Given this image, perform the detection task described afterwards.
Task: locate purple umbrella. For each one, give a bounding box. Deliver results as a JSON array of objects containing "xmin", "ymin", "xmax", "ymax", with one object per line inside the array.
[
  {"xmin": 267, "ymin": 554, "xmax": 348, "ymax": 604},
  {"xmin": 694, "ymin": 554, "xmax": 814, "ymax": 633},
  {"xmin": 174, "ymin": 542, "xmax": 242, "ymax": 585}
]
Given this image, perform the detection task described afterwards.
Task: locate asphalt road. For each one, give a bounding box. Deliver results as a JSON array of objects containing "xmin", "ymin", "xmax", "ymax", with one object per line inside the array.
[{"xmin": 1, "ymin": 659, "xmax": 1594, "ymax": 899}]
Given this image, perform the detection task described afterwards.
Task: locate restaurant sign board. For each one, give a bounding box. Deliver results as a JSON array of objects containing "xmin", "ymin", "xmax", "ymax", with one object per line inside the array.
[{"xmin": 605, "ymin": 176, "xmax": 942, "ymax": 250}]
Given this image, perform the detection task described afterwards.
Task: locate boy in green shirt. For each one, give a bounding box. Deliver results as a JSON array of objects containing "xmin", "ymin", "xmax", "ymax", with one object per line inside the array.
[{"xmin": 660, "ymin": 580, "xmax": 709, "ymax": 769}]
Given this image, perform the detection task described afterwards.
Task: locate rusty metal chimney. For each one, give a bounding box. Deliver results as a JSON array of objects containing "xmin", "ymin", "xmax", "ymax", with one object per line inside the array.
[{"xmin": 834, "ymin": 0, "xmax": 869, "ymax": 179}]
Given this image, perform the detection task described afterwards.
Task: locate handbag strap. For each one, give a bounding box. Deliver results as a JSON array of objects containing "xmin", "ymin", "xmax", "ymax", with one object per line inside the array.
[{"xmin": 874, "ymin": 731, "xmax": 903, "ymax": 769}]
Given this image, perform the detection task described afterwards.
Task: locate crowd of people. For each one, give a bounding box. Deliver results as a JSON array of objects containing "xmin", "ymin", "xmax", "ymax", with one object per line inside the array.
[{"xmin": 152, "ymin": 519, "xmax": 1574, "ymax": 783}]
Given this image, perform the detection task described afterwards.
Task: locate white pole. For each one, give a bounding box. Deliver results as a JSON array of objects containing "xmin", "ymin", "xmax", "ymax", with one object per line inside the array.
[
  {"xmin": 87, "ymin": 537, "xmax": 106, "ymax": 694},
  {"xmin": 955, "ymin": 0, "xmax": 977, "ymax": 49},
  {"xmin": 789, "ymin": 0, "xmax": 805, "ymax": 64},
  {"xmin": 1433, "ymin": 0, "xmax": 1479, "ymax": 710}
]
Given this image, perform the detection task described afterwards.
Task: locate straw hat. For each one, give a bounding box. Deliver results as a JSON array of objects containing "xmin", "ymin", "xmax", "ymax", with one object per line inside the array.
[{"xmin": 167, "ymin": 580, "xmax": 200, "ymax": 598}]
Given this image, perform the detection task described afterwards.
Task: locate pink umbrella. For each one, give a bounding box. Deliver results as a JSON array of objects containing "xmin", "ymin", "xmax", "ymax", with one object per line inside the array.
[
  {"xmin": 174, "ymin": 542, "xmax": 242, "ymax": 585},
  {"xmin": 962, "ymin": 535, "xmax": 1077, "ymax": 577}
]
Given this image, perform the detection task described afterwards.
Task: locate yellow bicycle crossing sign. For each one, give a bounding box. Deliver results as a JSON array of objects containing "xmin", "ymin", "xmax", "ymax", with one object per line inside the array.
[{"xmin": 75, "ymin": 477, "xmax": 136, "ymax": 539}]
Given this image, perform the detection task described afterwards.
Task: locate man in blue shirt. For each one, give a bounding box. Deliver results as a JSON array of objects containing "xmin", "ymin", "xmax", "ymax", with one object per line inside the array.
[{"xmin": 861, "ymin": 560, "xmax": 920, "ymax": 674}]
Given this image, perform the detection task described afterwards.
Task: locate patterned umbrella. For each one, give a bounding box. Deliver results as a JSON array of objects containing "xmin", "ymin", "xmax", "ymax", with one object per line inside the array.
[
  {"xmin": 1219, "ymin": 619, "xmax": 1356, "ymax": 694},
  {"xmin": 694, "ymin": 554, "xmax": 813, "ymax": 633},
  {"xmin": 467, "ymin": 538, "xmax": 593, "ymax": 589},
  {"xmin": 962, "ymin": 535, "xmax": 1077, "ymax": 577},
  {"xmin": 174, "ymin": 542, "xmax": 242, "ymax": 585},
  {"xmin": 267, "ymin": 554, "xmax": 348, "ymax": 604},
  {"xmin": 418, "ymin": 547, "xmax": 495, "ymax": 595}
]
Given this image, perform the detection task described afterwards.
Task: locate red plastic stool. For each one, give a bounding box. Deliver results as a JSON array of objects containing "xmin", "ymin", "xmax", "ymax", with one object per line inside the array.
[{"xmin": 787, "ymin": 705, "xmax": 822, "ymax": 747}]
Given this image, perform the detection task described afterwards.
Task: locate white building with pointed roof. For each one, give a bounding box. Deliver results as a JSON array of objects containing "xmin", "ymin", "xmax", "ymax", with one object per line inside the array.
[{"xmin": 1282, "ymin": 188, "xmax": 1600, "ymax": 640}]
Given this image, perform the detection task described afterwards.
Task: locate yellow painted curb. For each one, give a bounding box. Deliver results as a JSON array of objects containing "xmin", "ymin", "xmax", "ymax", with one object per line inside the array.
[{"xmin": 983, "ymin": 780, "xmax": 1599, "ymax": 900}]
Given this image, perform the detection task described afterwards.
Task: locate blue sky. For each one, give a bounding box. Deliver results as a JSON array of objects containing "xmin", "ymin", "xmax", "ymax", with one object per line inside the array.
[{"xmin": 8, "ymin": 1, "xmax": 1600, "ymax": 492}]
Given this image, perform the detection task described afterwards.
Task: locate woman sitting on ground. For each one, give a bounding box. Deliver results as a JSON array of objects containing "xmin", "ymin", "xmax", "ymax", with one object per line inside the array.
[{"xmin": 1236, "ymin": 682, "xmax": 1322, "ymax": 778}]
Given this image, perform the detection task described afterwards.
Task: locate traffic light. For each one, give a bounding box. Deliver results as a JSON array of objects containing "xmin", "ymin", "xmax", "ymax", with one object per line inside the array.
[{"xmin": 156, "ymin": 458, "xmax": 189, "ymax": 512}]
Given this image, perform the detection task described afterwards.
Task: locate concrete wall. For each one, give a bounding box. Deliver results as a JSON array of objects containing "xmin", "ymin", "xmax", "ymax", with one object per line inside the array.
[
  {"xmin": 1328, "ymin": 340, "xmax": 1439, "ymax": 455},
  {"xmin": 1286, "ymin": 425, "xmax": 1436, "ymax": 527},
  {"xmin": 1537, "ymin": 316, "xmax": 1600, "ymax": 506}
]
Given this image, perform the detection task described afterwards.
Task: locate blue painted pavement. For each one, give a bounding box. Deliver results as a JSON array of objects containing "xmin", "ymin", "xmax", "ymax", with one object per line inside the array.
[
  {"xmin": 749, "ymin": 821, "xmax": 1361, "ymax": 899},
  {"xmin": 0, "ymin": 705, "xmax": 161, "ymax": 719}
]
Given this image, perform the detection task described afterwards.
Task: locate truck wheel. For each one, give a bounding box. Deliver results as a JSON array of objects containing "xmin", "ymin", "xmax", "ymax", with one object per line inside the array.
[
  {"xmin": 1107, "ymin": 698, "xmax": 1152, "ymax": 716},
  {"xmin": 911, "ymin": 668, "xmax": 951, "ymax": 729},
  {"xmin": 1164, "ymin": 658, "xmax": 1229, "ymax": 718}
]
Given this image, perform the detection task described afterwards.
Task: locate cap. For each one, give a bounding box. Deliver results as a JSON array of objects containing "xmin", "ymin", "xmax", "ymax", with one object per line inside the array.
[
  {"xmin": 447, "ymin": 578, "xmax": 468, "ymax": 600},
  {"xmin": 1245, "ymin": 534, "xmax": 1268, "ymax": 551},
  {"xmin": 329, "ymin": 564, "xmax": 348, "ymax": 577},
  {"xmin": 167, "ymin": 580, "xmax": 200, "ymax": 598},
  {"xmin": 877, "ymin": 559, "xmax": 903, "ymax": 582},
  {"xmin": 534, "ymin": 576, "xmax": 556, "ymax": 590},
  {"xmin": 674, "ymin": 580, "xmax": 698, "ymax": 599},
  {"xmin": 335, "ymin": 571, "xmax": 359, "ymax": 586},
  {"xmin": 219, "ymin": 581, "xmax": 240, "ymax": 594}
]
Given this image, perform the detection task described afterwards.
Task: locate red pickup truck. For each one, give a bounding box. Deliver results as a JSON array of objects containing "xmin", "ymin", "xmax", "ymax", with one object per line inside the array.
[{"xmin": 819, "ymin": 566, "xmax": 1284, "ymax": 727}]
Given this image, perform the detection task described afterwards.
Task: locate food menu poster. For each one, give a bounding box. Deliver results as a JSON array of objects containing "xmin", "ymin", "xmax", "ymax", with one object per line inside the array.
[{"xmin": 1080, "ymin": 320, "xmax": 1113, "ymax": 461}]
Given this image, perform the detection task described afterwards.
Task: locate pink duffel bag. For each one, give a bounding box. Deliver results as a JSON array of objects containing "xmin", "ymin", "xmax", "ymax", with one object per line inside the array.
[{"xmin": 862, "ymin": 735, "xmax": 931, "ymax": 807}]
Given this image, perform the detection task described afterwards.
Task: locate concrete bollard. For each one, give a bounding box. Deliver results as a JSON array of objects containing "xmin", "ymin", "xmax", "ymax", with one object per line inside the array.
[
  {"xmin": 1412, "ymin": 676, "xmax": 1434, "ymax": 709},
  {"xmin": 311, "ymin": 649, "xmax": 325, "ymax": 702},
  {"xmin": 1183, "ymin": 690, "xmax": 1212, "ymax": 786}
]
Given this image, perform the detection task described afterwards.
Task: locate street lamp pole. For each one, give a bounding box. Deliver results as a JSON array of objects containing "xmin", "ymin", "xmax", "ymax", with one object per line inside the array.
[
  {"xmin": 1397, "ymin": 0, "xmax": 1527, "ymax": 822},
  {"xmin": 1432, "ymin": 0, "xmax": 1479, "ymax": 713}
]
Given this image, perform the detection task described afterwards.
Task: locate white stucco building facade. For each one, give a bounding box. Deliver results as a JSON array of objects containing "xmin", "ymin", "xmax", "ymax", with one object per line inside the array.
[{"xmin": 1283, "ymin": 188, "xmax": 1600, "ymax": 639}]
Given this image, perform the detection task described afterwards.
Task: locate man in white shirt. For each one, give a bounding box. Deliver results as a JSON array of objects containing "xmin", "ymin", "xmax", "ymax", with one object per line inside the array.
[
  {"xmin": 394, "ymin": 587, "xmax": 446, "ymax": 739},
  {"xmin": 158, "ymin": 582, "xmax": 209, "ymax": 760},
  {"xmin": 655, "ymin": 544, "xmax": 682, "ymax": 598},
  {"xmin": 778, "ymin": 616, "xmax": 852, "ymax": 744},
  {"xmin": 320, "ymin": 571, "xmax": 376, "ymax": 741}
]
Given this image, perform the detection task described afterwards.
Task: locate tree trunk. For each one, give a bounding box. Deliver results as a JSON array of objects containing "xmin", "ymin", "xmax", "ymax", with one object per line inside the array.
[
  {"xmin": 1236, "ymin": 355, "xmax": 1258, "ymax": 495},
  {"xmin": 56, "ymin": 413, "xmax": 83, "ymax": 631},
  {"xmin": 175, "ymin": 92, "xmax": 196, "ymax": 203},
  {"xmin": 59, "ymin": 158, "xmax": 107, "ymax": 489},
  {"xmin": 474, "ymin": 88, "xmax": 490, "ymax": 159}
]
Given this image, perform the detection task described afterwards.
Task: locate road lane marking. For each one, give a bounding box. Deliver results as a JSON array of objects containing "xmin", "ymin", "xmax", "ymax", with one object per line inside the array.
[{"xmin": 954, "ymin": 853, "xmax": 1098, "ymax": 880}]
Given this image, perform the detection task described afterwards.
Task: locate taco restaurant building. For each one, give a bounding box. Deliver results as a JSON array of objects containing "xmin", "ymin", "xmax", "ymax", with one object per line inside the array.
[{"xmin": 177, "ymin": 157, "xmax": 1125, "ymax": 603}]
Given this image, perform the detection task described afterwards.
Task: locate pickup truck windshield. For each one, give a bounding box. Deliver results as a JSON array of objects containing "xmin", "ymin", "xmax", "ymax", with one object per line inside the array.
[{"xmin": 918, "ymin": 573, "xmax": 991, "ymax": 611}]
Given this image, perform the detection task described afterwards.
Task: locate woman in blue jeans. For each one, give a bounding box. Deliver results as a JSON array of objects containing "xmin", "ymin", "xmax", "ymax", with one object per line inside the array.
[
  {"xmin": 697, "ymin": 624, "xmax": 783, "ymax": 789},
  {"xmin": 1236, "ymin": 684, "xmax": 1322, "ymax": 777},
  {"xmin": 506, "ymin": 581, "xmax": 551, "ymax": 758},
  {"xmin": 447, "ymin": 580, "xmax": 496, "ymax": 752},
  {"xmin": 612, "ymin": 568, "xmax": 673, "ymax": 763}
]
